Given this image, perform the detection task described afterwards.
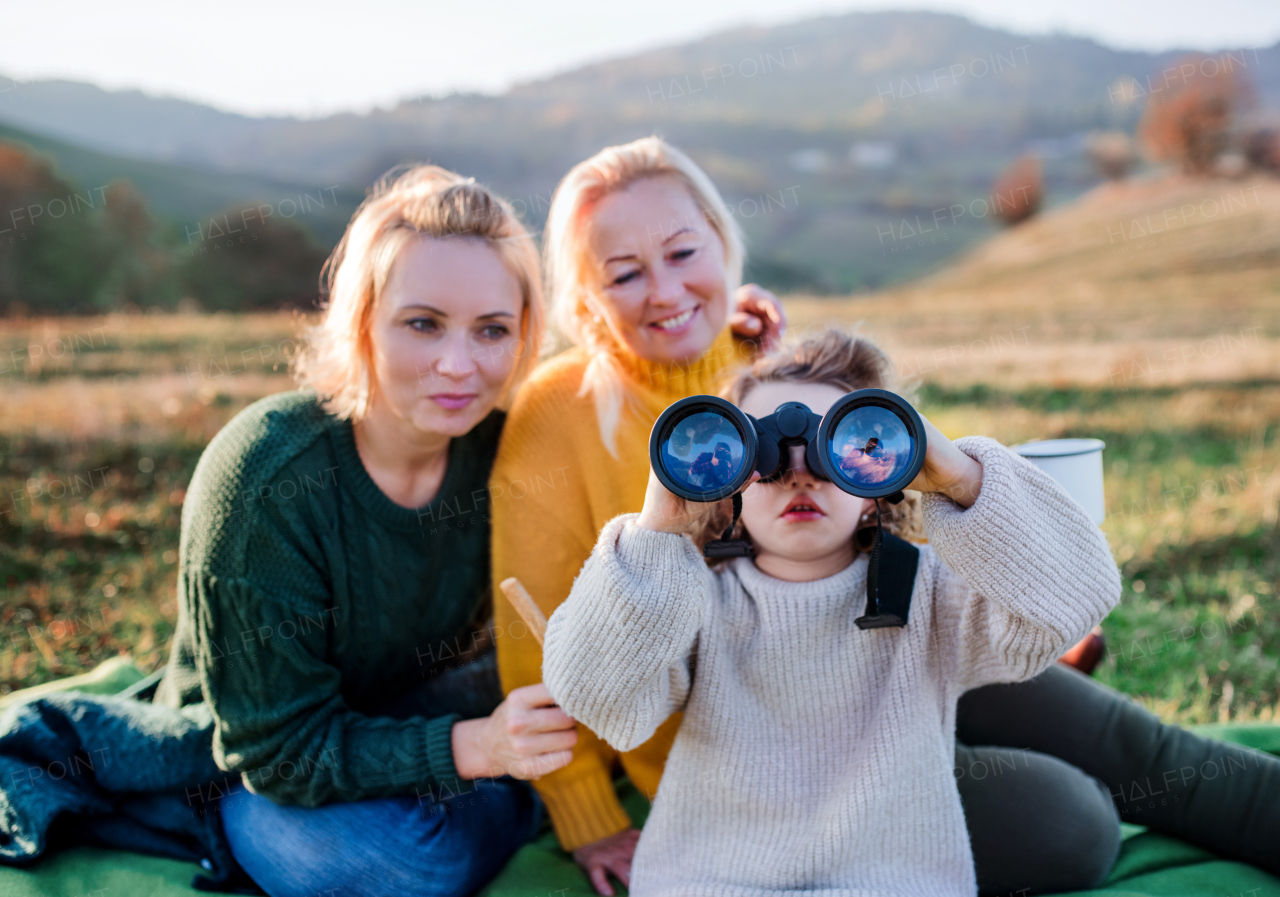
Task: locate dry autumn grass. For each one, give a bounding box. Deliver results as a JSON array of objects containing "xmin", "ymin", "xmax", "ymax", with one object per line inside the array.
[
  {"xmin": 790, "ymin": 172, "xmax": 1280, "ymax": 722},
  {"xmin": 1, "ymin": 171, "xmax": 1278, "ymax": 724}
]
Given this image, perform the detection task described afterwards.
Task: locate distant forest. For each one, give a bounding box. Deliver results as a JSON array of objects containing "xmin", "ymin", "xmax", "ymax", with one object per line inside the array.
[
  {"xmin": 1, "ymin": 9, "xmax": 1276, "ymax": 314},
  {"xmin": 0, "ymin": 143, "xmax": 329, "ymax": 315}
]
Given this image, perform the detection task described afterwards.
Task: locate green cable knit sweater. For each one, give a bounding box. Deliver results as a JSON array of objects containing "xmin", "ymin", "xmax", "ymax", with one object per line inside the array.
[{"xmin": 154, "ymin": 391, "xmax": 503, "ymax": 806}]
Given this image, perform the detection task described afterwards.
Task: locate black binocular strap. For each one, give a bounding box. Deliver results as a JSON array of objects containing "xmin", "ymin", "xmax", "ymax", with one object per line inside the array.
[
  {"xmin": 855, "ymin": 498, "xmax": 919, "ymax": 630},
  {"xmin": 702, "ymin": 492, "xmax": 753, "ymax": 559}
]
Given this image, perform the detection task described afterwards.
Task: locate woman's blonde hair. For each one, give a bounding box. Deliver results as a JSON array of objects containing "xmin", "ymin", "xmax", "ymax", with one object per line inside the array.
[
  {"xmin": 702, "ymin": 327, "xmax": 924, "ymax": 553},
  {"xmin": 294, "ymin": 165, "xmax": 544, "ymax": 421},
  {"xmin": 544, "ymin": 136, "xmax": 745, "ymax": 455}
]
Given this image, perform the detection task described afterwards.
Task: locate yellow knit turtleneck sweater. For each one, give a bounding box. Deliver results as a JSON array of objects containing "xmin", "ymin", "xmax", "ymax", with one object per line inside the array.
[{"xmin": 491, "ymin": 328, "xmax": 754, "ymax": 850}]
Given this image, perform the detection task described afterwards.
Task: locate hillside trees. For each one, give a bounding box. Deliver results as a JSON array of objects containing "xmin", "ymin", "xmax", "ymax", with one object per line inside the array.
[
  {"xmin": 991, "ymin": 156, "xmax": 1043, "ymax": 225},
  {"xmin": 1139, "ymin": 55, "xmax": 1250, "ymax": 174},
  {"xmin": 177, "ymin": 205, "xmax": 329, "ymax": 311},
  {"xmin": 1086, "ymin": 131, "xmax": 1137, "ymax": 180},
  {"xmin": 0, "ymin": 142, "xmax": 328, "ymax": 315},
  {"xmin": 0, "ymin": 145, "xmax": 115, "ymax": 314}
]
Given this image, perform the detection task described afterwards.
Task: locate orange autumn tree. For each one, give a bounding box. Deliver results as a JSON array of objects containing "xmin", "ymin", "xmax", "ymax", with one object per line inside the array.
[
  {"xmin": 991, "ymin": 156, "xmax": 1043, "ymax": 226},
  {"xmin": 1139, "ymin": 55, "xmax": 1250, "ymax": 174}
]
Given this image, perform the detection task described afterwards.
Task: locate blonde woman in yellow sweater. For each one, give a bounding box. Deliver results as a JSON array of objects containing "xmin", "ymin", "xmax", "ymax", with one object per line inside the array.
[
  {"xmin": 489, "ymin": 137, "xmax": 782, "ymax": 892},
  {"xmin": 491, "ymin": 135, "xmax": 1280, "ymax": 896}
]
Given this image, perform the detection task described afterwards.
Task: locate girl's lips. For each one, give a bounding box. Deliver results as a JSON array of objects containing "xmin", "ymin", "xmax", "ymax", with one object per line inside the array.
[
  {"xmin": 430, "ymin": 393, "xmax": 477, "ymax": 410},
  {"xmin": 781, "ymin": 509, "xmax": 825, "ymax": 521},
  {"xmin": 648, "ymin": 306, "xmax": 698, "ymax": 334},
  {"xmin": 781, "ymin": 496, "xmax": 825, "ymax": 521}
]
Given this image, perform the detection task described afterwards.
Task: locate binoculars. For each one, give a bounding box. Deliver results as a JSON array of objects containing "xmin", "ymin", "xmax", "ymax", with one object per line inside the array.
[{"xmin": 649, "ymin": 389, "xmax": 926, "ymax": 505}]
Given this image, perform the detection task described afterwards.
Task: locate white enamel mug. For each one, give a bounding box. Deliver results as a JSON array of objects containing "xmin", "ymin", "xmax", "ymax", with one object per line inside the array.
[{"xmin": 1012, "ymin": 438, "xmax": 1106, "ymax": 525}]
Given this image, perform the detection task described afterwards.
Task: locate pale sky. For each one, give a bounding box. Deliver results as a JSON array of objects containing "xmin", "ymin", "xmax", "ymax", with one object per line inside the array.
[{"xmin": 2, "ymin": 0, "xmax": 1277, "ymax": 117}]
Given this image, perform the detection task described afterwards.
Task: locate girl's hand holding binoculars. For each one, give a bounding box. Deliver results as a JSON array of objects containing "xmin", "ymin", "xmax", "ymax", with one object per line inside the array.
[
  {"xmin": 636, "ymin": 468, "xmax": 760, "ymax": 539},
  {"xmin": 904, "ymin": 415, "xmax": 984, "ymax": 509}
]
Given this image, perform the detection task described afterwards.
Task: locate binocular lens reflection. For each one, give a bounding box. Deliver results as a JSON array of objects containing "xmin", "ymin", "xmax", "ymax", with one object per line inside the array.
[
  {"xmin": 829, "ymin": 406, "xmax": 915, "ymax": 489},
  {"xmin": 661, "ymin": 411, "xmax": 747, "ymax": 493}
]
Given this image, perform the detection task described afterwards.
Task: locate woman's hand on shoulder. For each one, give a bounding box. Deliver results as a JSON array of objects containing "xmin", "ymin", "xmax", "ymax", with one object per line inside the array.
[
  {"xmin": 451, "ymin": 683, "xmax": 577, "ymax": 780},
  {"xmin": 729, "ymin": 283, "xmax": 786, "ymax": 349},
  {"xmin": 905, "ymin": 414, "xmax": 984, "ymax": 509}
]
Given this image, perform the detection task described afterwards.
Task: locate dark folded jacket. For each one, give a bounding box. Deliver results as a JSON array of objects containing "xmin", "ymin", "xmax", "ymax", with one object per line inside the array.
[{"xmin": 0, "ymin": 681, "xmax": 254, "ymax": 892}]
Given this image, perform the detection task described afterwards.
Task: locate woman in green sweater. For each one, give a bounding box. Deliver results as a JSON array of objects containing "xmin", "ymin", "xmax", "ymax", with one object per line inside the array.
[
  {"xmin": 152, "ymin": 166, "xmax": 579, "ymax": 897},
  {"xmin": 153, "ymin": 163, "xmax": 778, "ymax": 897}
]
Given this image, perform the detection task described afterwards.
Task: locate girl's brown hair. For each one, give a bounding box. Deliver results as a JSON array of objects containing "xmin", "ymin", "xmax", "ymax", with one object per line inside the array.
[{"xmin": 703, "ymin": 327, "xmax": 924, "ymax": 553}]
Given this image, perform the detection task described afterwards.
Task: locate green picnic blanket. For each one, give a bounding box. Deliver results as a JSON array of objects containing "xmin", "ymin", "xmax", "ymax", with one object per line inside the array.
[{"xmin": 3, "ymin": 662, "xmax": 1278, "ymax": 897}]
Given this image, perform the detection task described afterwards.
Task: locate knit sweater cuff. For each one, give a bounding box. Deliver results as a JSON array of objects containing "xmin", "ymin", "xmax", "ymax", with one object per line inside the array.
[
  {"xmin": 920, "ymin": 436, "xmax": 1023, "ymax": 541},
  {"xmin": 425, "ymin": 713, "xmax": 463, "ymax": 783},
  {"xmin": 615, "ymin": 514, "xmax": 707, "ymax": 573},
  {"xmin": 534, "ymin": 767, "xmax": 634, "ymax": 851},
  {"xmin": 921, "ymin": 435, "xmax": 1120, "ymax": 648}
]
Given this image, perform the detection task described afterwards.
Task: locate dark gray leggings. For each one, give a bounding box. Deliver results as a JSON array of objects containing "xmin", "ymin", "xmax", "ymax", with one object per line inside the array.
[{"xmin": 957, "ymin": 664, "xmax": 1280, "ymax": 894}]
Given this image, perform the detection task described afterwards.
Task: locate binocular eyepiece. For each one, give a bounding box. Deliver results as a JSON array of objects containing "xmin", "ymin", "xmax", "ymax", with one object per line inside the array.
[{"xmin": 649, "ymin": 389, "xmax": 927, "ymax": 505}]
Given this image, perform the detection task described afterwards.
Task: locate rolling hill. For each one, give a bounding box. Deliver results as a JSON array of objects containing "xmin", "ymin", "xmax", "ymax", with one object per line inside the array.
[
  {"xmin": 2, "ymin": 10, "xmax": 1277, "ymax": 291},
  {"xmin": 0, "ymin": 119, "xmax": 362, "ymax": 245},
  {"xmin": 787, "ymin": 171, "xmax": 1280, "ymax": 390}
]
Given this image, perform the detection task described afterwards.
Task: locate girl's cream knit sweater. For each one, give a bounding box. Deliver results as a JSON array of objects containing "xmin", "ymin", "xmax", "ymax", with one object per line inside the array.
[{"xmin": 543, "ymin": 437, "xmax": 1121, "ymax": 897}]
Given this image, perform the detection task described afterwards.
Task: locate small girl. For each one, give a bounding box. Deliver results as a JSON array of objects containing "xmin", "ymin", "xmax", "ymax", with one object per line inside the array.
[{"xmin": 542, "ymin": 329, "xmax": 1121, "ymax": 897}]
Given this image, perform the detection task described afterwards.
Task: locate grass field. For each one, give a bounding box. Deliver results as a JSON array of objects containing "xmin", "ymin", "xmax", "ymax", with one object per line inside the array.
[{"xmin": 2, "ymin": 172, "xmax": 1278, "ymax": 725}]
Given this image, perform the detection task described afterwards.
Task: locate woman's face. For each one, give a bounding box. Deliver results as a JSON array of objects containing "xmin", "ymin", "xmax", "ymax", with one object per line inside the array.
[
  {"xmin": 585, "ymin": 176, "xmax": 729, "ymax": 365},
  {"xmin": 367, "ymin": 236, "xmax": 524, "ymax": 438}
]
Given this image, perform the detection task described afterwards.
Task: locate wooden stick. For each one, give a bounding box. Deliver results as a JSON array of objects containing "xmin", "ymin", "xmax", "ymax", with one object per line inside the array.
[{"xmin": 499, "ymin": 577, "xmax": 548, "ymax": 647}]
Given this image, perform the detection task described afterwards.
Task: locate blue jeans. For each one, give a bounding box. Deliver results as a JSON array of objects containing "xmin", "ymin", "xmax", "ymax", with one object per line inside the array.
[{"xmin": 221, "ymin": 777, "xmax": 541, "ymax": 897}]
